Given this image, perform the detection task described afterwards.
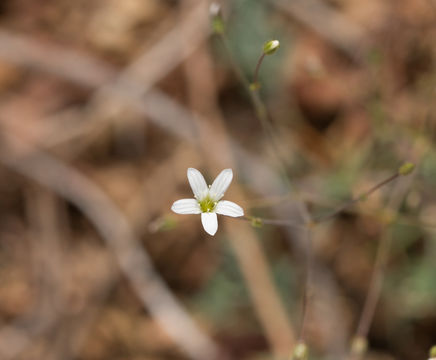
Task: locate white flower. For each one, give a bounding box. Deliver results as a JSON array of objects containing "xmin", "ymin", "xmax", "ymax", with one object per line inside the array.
[{"xmin": 171, "ymin": 168, "xmax": 244, "ymax": 236}]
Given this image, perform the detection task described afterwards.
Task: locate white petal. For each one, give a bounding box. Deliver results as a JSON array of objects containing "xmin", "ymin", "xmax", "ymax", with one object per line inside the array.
[
  {"xmin": 209, "ymin": 168, "xmax": 233, "ymax": 200},
  {"xmin": 187, "ymin": 168, "xmax": 208, "ymax": 200},
  {"xmin": 171, "ymin": 199, "xmax": 201, "ymax": 214},
  {"xmin": 215, "ymin": 200, "xmax": 244, "ymax": 217},
  {"xmin": 201, "ymin": 212, "xmax": 218, "ymax": 236}
]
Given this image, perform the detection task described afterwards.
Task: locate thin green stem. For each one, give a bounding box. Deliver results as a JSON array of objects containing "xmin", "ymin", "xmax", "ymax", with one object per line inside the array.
[
  {"xmin": 222, "ymin": 35, "xmax": 314, "ymax": 337},
  {"xmin": 314, "ymin": 173, "xmax": 400, "ymax": 224},
  {"xmin": 349, "ymin": 165, "xmax": 415, "ymax": 360},
  {"xmin": 218, "ymin": 35, "xmax": 277, "ymax": 153},
  {"xmin": 241, "ymin": 171, "xmax": 405, "ymax": 231},
  {"xmin": 218, "ymin": 33, "xmax": 312, "ymax": 223},
  {"xmin": 252, "ymin": 52, "xmax": 266, "ymax": 86},
  {"xmin": 217, "ymin": 30, "xmax": 411, "ymax": 353},
  {"xmin": 239, "ymin": 215, "xmax": 306, "ymax": 230}
]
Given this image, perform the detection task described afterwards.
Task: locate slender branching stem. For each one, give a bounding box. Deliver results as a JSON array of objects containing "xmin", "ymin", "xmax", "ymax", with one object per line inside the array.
[
  {"xmin": 215, "ymin": 21, "xmax": 414, "ymax": 357},
  {"xmin": 218, "ymin": 35, "xmax": 283, "ymax": 164},
  {"xmin": 239, "ymin": 169, "xmax": 406, "ymax": 353},
  {"xmin": 217, "ymin": 32, "xmax": 314, "ymax": 348},
  {"xmin": 349, "ymin": 164, "xmax": 415, "ymax": 359},
  {"xmin": 217, "ymin": 33, "xmax": 311, "ymax": 220},
  {"xmin": 314, "ymin": 173, "xmax": 400, "ymax": 224},
  {"xmin": 241, "ymin": 170, "xmax": 402, "ymax": 230}
]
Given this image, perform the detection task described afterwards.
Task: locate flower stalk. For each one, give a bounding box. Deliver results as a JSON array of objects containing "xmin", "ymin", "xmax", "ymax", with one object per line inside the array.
[
  {"xmin": 250, "ymin": 52, "xmax": 264, "ymax": 90},
  {"xmin": 251, "ymin": 40, "xmax": 280, "ymax": 89},
  {"xmin": 314, "ymin": 162, "xmax": 415, "ymax": 224}
]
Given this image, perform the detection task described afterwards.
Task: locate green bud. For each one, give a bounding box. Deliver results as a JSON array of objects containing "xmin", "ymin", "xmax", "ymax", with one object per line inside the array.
[
  {"xmin": 398, "ymin": 162, "xmax": 415, "ymax": 176},
  {"xmin": 351, "ymin": 336, "xmax": 368, "ymax": 356},
  {"xmin": 210, "ymin": 3, "xmax": 225, "ymax": 34},
  {"xmin": 291, "ymin": 342, "xmax": 308, "ymax": 360},
  {"xmin": 263, "ymin": 40, "xmax": 280, "ymax": 55},
  {"xmin": 430, "ymin": 345, "xmax": 436, "ymax": 358},
  {"xmin": 249, "ymin": 82, "xmax": 261, "ymax": 91},
  {"xmin": 250, "ymin": 217, "xmax": 263, "ymax": 228},
  {"xmin": 212, "ymin": 17, "xmax": 224, "ymax": 34}
]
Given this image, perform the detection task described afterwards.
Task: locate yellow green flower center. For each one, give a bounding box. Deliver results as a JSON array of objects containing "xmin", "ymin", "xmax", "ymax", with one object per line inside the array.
[{"xmin": 199, "ymin": 195, "xmax": 217, "ymax": 213}]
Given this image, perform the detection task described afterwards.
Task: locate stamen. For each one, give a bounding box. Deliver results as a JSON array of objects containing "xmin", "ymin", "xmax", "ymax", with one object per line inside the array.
[{"xmin": 199, "ymin": 195, "xmax": 217, "ymax": 213}]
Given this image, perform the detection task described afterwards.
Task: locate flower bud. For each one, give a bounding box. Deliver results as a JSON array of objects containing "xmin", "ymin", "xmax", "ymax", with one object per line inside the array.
[
  {"xmin": 250, "ymin": 217, "xmax": 263, "ymax": 228},
  {"xmin": 249, "ymin": 82, "xmax": 261, "ymax": 91},
  {"xmin": 291, "ymin": 342, "xmax": 308, "ymax": 360},
  {"xmin": 398, "ymin": 162, "xmax": 415, "ymax": 176},
  {"xmin": 210, "ymin": 2, "xmax": 225, "ymax": 34},
  {"xmin": 263, "ymin": 40, "xmax": 280, "ymax": 55},
  {"xmin": 351, "ymin": 336, "xmax": 368, "ymax": 356}
]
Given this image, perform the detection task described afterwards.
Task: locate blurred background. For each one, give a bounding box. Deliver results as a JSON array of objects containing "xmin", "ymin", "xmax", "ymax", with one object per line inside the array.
[{"xmin": 0, "ymin": 0, "xmax": 435, "ymax": 359}]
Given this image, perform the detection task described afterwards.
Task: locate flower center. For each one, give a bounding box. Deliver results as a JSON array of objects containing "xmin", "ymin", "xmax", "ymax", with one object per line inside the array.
[{"xmin": 198, "ymin": 195, "xmax": 217, "ymax": 213}]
